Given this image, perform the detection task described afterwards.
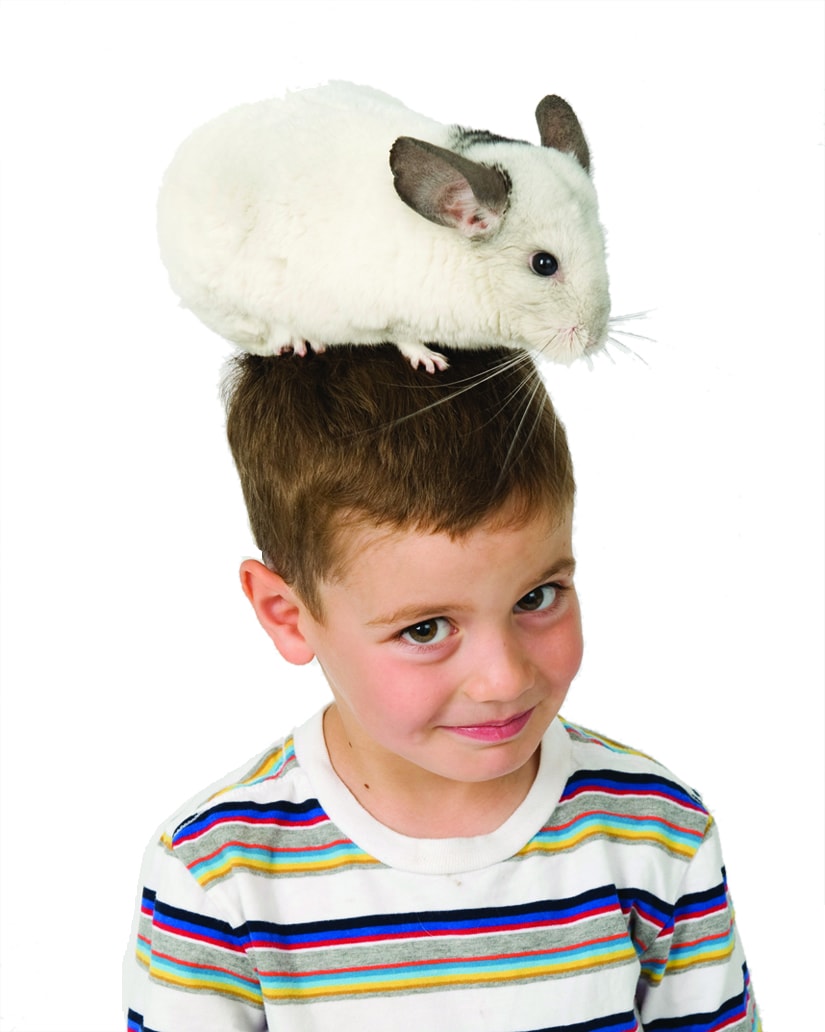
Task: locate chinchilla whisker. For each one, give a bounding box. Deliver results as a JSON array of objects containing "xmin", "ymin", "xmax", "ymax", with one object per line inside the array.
[
  {"xmin": 494, "ymin": 377, "xmax": 544, "ymax": 490},
  {"xmin": 609, "ymin": 328, "xmax": 657, "ymax": 344},
  {"xmin": 401, "ymin": 350, "xmax": 532, "ymax": 395},
  {"xmin": 359, "ymin": 350, "xmax": 534, "ymax": 435},
  {"xmin": 437, "ymin": 355, "xmax": 535, "ymax": 408},
  {"xmin": 609, "ymin": 309, "xmax": 653, "ymax": 324},
  {"xmin": 473, "ymin": 357, "xmax": 540, "ymax": 431},
  {"xmin": 607, "ymin": 310, "xmax": 657, "ymax": 354},
  {"xmin": 605, "ymin": 335, "xmax": 650, "ymax": 366}
]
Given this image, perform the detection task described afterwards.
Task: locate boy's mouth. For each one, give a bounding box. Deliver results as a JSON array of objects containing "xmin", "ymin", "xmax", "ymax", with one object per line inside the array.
[{"xmin": 444, "ymin": 708, "xmax": 534, "ymax": 743}]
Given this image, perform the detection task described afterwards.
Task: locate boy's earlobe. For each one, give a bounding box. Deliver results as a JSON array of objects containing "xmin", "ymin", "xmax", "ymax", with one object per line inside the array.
[{"xmin": 239, "ymin": 559, "xmax": 316, "ymax": 666}]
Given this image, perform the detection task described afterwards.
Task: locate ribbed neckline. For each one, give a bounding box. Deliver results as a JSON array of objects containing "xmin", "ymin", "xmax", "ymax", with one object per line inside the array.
[{"xmin": 293, "ymin": 709, "xmax": 574, "ymax": 874}]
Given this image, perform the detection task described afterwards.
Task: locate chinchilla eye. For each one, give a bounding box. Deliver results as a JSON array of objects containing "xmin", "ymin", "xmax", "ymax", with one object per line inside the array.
[{"xmin": 530, "ymin": 252, "xmax": 559, "ymax": 277}]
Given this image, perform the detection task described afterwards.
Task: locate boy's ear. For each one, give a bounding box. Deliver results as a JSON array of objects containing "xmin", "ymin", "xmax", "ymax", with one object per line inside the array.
[{"xmin": 239, "ymin": 559, "xmax": 316, "ymax": 666}]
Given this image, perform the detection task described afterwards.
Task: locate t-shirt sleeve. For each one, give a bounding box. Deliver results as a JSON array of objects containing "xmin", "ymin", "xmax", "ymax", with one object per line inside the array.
[
  {"xmin": 123, "ymin": 828, "xmax": 267, "ymax": 1032},
  {"xmin": 635, "ymin": 818, "xmax": 761, "ymax": 1030}
]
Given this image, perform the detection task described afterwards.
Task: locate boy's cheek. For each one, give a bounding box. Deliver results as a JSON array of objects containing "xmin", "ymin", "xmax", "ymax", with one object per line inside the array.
[{"xmin": 552, "ymin": 601, "xmax": 584, "ymax": 679}]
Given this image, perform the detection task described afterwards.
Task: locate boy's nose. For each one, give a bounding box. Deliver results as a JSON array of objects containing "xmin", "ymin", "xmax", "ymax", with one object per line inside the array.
[{"xmin": 461, "ymin": 636, "xmax": 534, "ymax": 702}]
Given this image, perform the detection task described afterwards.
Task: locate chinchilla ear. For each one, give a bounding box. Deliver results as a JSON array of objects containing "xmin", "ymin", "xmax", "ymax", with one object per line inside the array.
[
  {"xmin": 389, "ymin": 137, "xmax": 510, "ymax": 239},
  {"xmin": 535, "ymin": 95, "xmax": 590, "ymax": 173}
]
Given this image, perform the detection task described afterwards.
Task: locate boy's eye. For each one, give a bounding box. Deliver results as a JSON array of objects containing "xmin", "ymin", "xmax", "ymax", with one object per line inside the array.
[
  {"xmin": 515, "ymin": 584, "xmax": 558, "ymax": 612},
  {"xmin": 400, "ymin": 618, "xmax": 451, "ymax": 646}
]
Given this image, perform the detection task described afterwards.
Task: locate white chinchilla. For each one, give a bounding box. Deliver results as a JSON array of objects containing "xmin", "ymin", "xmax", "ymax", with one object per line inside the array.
[{"xmin": 157, "ymin": 82, "xmax": 610, "ymax": 372}]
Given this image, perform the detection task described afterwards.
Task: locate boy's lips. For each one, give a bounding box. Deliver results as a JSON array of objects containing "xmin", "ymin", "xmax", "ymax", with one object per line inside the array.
[{"xmin": 443, "ymin": 708, "xmax": 535, "ymax": 743}]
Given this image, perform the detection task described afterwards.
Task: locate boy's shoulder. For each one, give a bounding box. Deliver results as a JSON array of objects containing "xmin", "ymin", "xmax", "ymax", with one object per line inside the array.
[
  {"xmin": 156, "ymin": 728, "xmax": 310, "ymax": 853},
  {"xmin": 146, "ymin": 712, "xmax": 380, "ymax": 892},
  {"xmin": 559, "ymin": 716, "xmax": 710, "ymax": 817},
  {"xmin": 553, "ymin": 718, "xmax": 715, "ymax": 868}
]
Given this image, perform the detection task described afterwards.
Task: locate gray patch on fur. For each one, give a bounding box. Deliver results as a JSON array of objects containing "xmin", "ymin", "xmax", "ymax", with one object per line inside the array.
[{"xmin": 448, "ymin": 124, "xmax": 530, "ymax": 153}]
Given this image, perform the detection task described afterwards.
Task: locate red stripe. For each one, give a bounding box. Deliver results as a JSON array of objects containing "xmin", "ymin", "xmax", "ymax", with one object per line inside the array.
[
  {"xmin": 256, "ymin": 929, "xmax": 632, "ymax": 977},
  {"xmin": 673, "ymin": 921, "xmax": 734, "ymax": 952},
  {"xmin": 183, "ymin": 835, "xmax": 358, "ymax": 871},
  {"xmin": 545, "ymin": 808, "xmax": 704, "ymax": 840},
  {"xmin": 674, "ymin": 900, "xmax": 728, "ymax": 925},
  {"xmin": 562, "ymin": 784, "xmax": 705, "ymax": 813},
  {"xmin": 152, "ymin": 916, "xmax": 246, "ymax": 954},
  {"xmin": 175, "ymin": 811, "xmax": 326, "ymax": 845},
  {"xmin": 150, "ymin": 947, "xmax": 260, "ymax": 986}
]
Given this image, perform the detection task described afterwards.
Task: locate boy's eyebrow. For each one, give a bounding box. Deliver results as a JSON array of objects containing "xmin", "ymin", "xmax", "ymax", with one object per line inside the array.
[
  {"xmin": 534, "ymin": 557, "xmax": 576, "ymax": 584},
  {"xmin": 367, "ymin": 557, "xmax": 576, "ymax": 628}
]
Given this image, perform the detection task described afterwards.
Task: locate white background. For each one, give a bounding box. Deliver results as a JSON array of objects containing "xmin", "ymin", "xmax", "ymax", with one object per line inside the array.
[{"xmin": 1, "ymin": 1, "xmax": 822, "ymax": 1028}]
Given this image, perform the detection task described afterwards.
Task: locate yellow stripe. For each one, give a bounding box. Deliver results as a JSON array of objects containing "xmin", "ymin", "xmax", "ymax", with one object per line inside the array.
[
  {"xmin": 666, "ymin": 942, "xmax": 735, "ymax": 973},
  {"xmin": 238, "ymin": 737, "xmax": 294, "ymax": 785},
  {"xmin": 518, "ymin": 825, "xmax": 697, "ymax": 860},
  {"xmin": 150, "ymin": 968, "xmax": 262, "ymax": 1005},
  {"xmin": 195, "ymin": 851, "xmax": 377, "ymax": 887},
  {"xmin": 562, "ymin": 719, "xmax": 654, "ymax": 759},
  {"xmin": 205, "ymin": 737, "xmax": 295, "ymax": 804}
]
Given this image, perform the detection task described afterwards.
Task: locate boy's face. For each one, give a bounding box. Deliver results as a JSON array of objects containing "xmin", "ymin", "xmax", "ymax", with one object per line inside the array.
[{"xmin": 297, "ymin": 506, "xmax": 583, "ymax": 800}]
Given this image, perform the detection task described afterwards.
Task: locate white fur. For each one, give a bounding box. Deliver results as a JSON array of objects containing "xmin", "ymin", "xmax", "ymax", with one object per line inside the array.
[{"xmin": 157, "ymin": 82, "xmax": 610, "ymax": 370}]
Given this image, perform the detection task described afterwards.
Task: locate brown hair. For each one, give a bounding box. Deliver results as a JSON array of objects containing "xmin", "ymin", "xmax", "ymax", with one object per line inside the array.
[{"xmin": 224, "ymin": 345, "xmax": 574, "ymax": 619}]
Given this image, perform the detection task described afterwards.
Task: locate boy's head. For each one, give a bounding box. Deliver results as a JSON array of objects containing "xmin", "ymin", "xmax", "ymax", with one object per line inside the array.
[
  {"xmin": 226, "ymin": 345, "xmax": 581, "ymax": 819},
  {"xmin": 224, "ymin": 345, "xmax": 575, "ymax": 621}
]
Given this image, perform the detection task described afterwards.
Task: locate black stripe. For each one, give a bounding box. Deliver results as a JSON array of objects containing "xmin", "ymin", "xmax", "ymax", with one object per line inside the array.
[
  {"xmin": 173, "ymin": 796, "xmax": 324, "ymax": 837},
  {"xmin": 154, "ymin": 898, "xmax": 246, "ymax": 938},
  {"xmin": 521, "ymin": 1010, "xmax": 637, "ymax": 1032},
  {"xmin": 563, "ymin": 769, "xmax": 703, "ymax": 805},
  {"xmin": 241, "ymin": 883, "xmax": 623, "ymax": 938},
  {"xmin": 643, "ymin": 986, "xmax": 747, "ymax": 1030}
]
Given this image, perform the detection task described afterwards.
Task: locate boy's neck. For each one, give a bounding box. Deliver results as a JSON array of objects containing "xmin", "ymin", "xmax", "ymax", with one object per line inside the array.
[{"xmin": 322, "ymin": 705, "xmax": 540, "ymax": 839}]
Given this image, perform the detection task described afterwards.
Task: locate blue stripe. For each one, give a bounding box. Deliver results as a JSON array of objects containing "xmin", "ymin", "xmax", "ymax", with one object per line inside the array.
[
  {"xmin": 153, "ymin": 900, "xmax": 244, "ymax": 948},
  {"xmin": 561, "ymin": 770, "xmax": 704, "ymax": 810},
  {"xmin": 673, "ymin": 883, "xmax": 727, "ymax": 919},
  {"xmin": 534, "ymin": 812, "xmax": 704, "ymax": 848},
  {"xmin": 242, "ymin": 887, "xmax": 622, "ymax": 947},
  {"xmin": 173, "ymin": 798, "xmax": 327, "ymax": 842},
  {"xmin": 644, "ymin": 985, "xmax": 748, "ymax": 1030},
  {"xmin": 534, "ymin": 1012, "xmax": 639, "ymax": 1032},
  {"xmin": 149, "ymin": 952, "xmax": 257, "ymax": 992},
  {"xmin": 260, "ymin": 935, "xmax": 632, "ymax": 990}
]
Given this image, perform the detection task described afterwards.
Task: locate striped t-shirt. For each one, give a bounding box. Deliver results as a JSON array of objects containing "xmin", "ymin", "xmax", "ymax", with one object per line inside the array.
[{"xmin": 123, "ymin": 711, "xmax": 760, "ymax": 1030}]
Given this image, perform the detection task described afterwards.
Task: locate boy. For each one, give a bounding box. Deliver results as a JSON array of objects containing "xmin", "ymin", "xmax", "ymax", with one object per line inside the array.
[{"xmin": 124, "ymin": 345, "xmax": 760, "ymax": 1031}]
